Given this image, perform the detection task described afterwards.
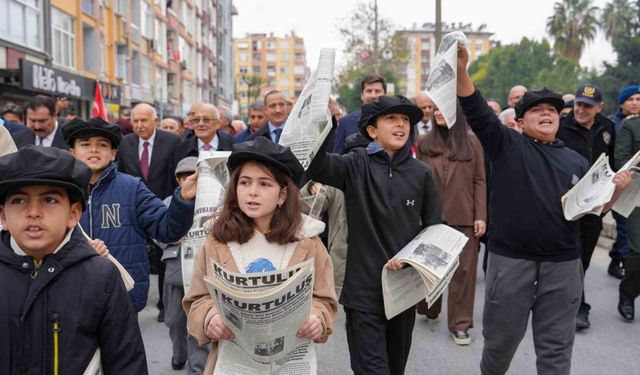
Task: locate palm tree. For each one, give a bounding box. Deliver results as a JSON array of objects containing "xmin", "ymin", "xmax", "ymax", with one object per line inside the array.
[
  {"xmin": 546, "ymin": 0, "xmax": 600, "ymax": 61},
  {"xmin": 600, "ymin": 0, "xmax": 637, "ymax": 42}
]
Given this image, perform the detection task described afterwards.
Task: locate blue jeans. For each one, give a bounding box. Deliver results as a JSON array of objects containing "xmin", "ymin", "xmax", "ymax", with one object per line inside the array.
[{"xmin": 610, "ymin": 211, "xmax": 629, "ymax": 262}]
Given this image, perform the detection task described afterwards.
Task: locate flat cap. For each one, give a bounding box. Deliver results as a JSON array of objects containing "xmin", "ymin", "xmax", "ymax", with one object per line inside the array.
[
  {"xmin": 358, "ymin": 96, "xmax": 423, "ymax": 139},
  {"xmin": 514, "ymin": 88, "xmax": 564, "ymax": 120},
  {"xmin": 0, "ymin": 146, "xmax": 91, "ymax": 209},
  {"xmin": 228, "ymin": 137, "xmax": 304, "ymax": 187},
  {"xmin": 63, "ymin": 117, "xmax": 122, "ymax": 148}
]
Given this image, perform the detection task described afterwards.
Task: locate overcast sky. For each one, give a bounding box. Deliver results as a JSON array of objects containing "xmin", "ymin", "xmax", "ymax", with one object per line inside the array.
[{"xmin": 233, "ymin": 0, "xmax": 614, "ymax": 70}]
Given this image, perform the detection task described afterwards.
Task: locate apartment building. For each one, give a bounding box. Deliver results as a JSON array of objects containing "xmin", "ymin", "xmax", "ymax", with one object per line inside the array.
[
  {"xmin": 233, "ymin": 32, "xmax": 307, "ymax": 115},
  {"xmin": 397, "ymin": 22, "xmax": 494, "ymax": 98},
  {"xmin": 0, "ymin": 0, "xmax": 236, "ymax": 118}
]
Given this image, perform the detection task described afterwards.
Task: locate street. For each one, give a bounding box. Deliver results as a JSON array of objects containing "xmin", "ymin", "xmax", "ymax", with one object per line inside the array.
[{"xmin": 141, "ymin": 237, "xmax": 639, "ymax": 375}]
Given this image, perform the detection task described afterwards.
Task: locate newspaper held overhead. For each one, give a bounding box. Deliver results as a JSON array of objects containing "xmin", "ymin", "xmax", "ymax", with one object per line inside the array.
[
  {"xmin": 424, "ymin": 31, "xmax": 469, "ymax": 129},
  {"xmin": 561, "ymin": 150, "xmax": 640, "ymax": 221},
  {"xmin": 205, "ymin": 259, "xmax": 316, "ymax": 375},
  {"xmin": 381, "ymin": 224, "xmax": 468, "ymax": 320},
  {"xmin": 182, "ymin": 152, "xmax": 231, "ymax": 293},
  {"xmin": 279, "ymin": 48, "xmax": 335, "ymax": 170}
]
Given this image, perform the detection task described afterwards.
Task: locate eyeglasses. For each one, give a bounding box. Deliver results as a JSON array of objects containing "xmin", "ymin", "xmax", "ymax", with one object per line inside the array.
[{"xmin": 191, "ymin": 116, "xmax": 219, "ymax": 124}]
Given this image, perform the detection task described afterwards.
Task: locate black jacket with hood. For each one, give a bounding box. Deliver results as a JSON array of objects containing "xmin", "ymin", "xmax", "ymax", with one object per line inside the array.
[
  {"xmin": 307, "ymin": 128, "xmax": 442, "ymax": 313},
  {"xmin": 0, "ymin": 227, "xmax": 148, "ymax": 374}
]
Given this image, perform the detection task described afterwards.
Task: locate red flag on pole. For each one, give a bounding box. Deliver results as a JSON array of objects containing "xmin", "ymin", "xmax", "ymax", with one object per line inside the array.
[{"xmin": 92, "ymin": 81, "xmax": 107, "ymax": 120}]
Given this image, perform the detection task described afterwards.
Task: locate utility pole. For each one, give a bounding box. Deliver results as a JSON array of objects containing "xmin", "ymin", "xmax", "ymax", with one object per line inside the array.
[
  {"xmin": 373, "ymin": 0, "xmax": 379, "ymax": 74},
  {"xmin": 435, "ymin": 0, "xmax": 442, "ymax": 51}
]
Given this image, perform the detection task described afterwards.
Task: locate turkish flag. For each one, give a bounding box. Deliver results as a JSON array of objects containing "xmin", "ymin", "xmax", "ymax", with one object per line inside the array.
[{"xmin": 92, "ymin": 81, "xmax": 107, "ymax": 120}]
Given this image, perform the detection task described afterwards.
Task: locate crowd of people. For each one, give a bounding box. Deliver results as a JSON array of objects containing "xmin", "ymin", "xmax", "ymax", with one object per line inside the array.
[{"xmin": 0, "ymin": 42, "xmax": 638, "ymax": 375}]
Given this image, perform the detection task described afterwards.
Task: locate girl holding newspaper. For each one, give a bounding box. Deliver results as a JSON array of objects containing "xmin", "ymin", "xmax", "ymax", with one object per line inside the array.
[{"xmin": 183, "ymin": 137, "xmax": 338, "ymax": 374}]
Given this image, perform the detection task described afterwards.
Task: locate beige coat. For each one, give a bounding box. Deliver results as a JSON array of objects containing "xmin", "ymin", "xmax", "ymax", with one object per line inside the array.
[
  {"xmin": 183, "ymin": 220, "xmax": 338, "ymax": 374},
  {"xmin": 0, "ymin": 126, "xmax": 17, "ymax": 157}
]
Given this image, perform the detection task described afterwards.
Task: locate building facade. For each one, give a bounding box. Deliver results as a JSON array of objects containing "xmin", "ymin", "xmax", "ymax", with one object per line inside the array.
[
  {"xmin": 233, "ymin": 32, "xmax": 307, "ymax": 116},
  {"xmin": 397, "ymin": 22, "xmax": 494, "ymax": 98},
  {"xmin": 0, "ymin": 0, "xmax": 235, "ymax": 119}
]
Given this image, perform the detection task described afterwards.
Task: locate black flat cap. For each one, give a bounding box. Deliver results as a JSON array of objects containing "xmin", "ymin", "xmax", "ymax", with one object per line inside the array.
[
  {"xmin": 63, "ymin": 117, "xmax": 122, "ymax": 148},
  {"xmin": 0, "ymin": 146, "xmax": 91, "ymax": 210},
  {"xmin": 358, "ymin": 95, "xmax": 423, "ymax": 139},
  {"xmin": 228, "ymin": 137, "xmax": 304, "ymax": 187},
  {"xmin": 515, "ymin": 88, "xmax": 564, "ymax": 120}
]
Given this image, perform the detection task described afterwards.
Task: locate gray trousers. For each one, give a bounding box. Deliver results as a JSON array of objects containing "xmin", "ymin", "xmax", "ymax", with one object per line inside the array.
[
  {"xmin": 481, "ymin": 253, "xmax": 583, "ymax": 375},
  {"xmin": 164, "ymin": 283, "xmax": 210, "ymax": 374}
]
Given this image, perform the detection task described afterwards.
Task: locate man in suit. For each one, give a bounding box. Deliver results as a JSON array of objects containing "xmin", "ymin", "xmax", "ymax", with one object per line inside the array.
[
  {"xmin": 117, "ymin": 102, "xmax": 181, "ymax": 322},
  {"xmin": 169, "ymin": 102, "xmax": 234, "ymax": 189},
  {"xmin": 413, "ymin": 92, "xmax": 435, "ymax": 136},
  {"xmin": 247, "ymin": 90, "xmax": 288, "ymax": 143},
  {"xmin": 118, "ymin": 102, "xmax": 181, "ymax": 200},
  {"xmin": 235, "ymin": 101, "xmax": 267, "ymax": 143},
  {"xmin": 12, "ymin": 95, "xmax": 68, "ymax": 150}
]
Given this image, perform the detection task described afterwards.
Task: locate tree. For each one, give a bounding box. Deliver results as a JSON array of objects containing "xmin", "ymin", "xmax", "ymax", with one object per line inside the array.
[
  {"xmin": 589, "ymin": 0, "xmax": 640, "ymax": 114},
  {"xmin": 334, "ymin": 1, "xmax": 408, "ymax": 112},
  {"xmin": 546, "ymin": 0, "xmax": 600, "ymax": 61},
  {"xmin": 600, "ymin": 0, "xmax": 636, "ymax": 44},
  {"xmin": 533, "ymin": 57, "xmax": 583, "ymax": 94}
]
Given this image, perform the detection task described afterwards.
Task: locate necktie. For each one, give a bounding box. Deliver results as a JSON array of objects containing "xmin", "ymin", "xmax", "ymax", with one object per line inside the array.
[
  {"xmin": 38, "ymin": 137, "xmax": 44, "ymax": 146},
  {"xmin": 140, "ymin": 141, "xmax": 150, "ymax": 180},
  {"xmin": 202, "ymin": 143, "xmax": 213, "ymax": 151},
  {"xmin": 273, "ymin": 128, "xmax": 283, "ymax": 143}
]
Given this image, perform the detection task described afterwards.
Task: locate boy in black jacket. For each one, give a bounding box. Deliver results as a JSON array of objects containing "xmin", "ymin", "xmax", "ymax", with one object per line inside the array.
[
  {"xmin": 0, "ymin": 146, "xmax": 147, "ymax": 374},
  {"xmin": 307, "ymin": 96, "xmax": 442, "ymax": 375}
]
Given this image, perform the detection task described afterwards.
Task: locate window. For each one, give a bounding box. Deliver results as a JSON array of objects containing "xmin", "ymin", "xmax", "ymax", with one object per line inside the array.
[
  {"xmin": 51, "ymin": 8, "xmax": 75, "ymax": 69},
  {"xmin": 294, "ymin": 65, "xmax": 305, "ymax": 75},
  {"xmin": 239, "ymin": 52, "xmax": 248, "ymax": 62},
  {"xmin": 83, "ymin": 23, "xmax": 99, "ymax": 72},
  {"xmin": 280, "ymin": 66, "xmax": 289, "ymax": 74},
  {"xmin": 82, "ymin": 0, "xmax": 95, "ymax": 16},
  {"xmin": 279, "ymin": 40, "xmax": 289, "ymax": 49},
  {"xmin": 420, "ymin": 38, "xmax": 430, "ymax": 50},
  {"xmin": 279, "ymin": 78, "xmax": 289, "ymax": 86},
  {"xmin": 141, "ymin": 1, "xmax": 154, "ymax": 39},
  {"xmin": 115, "ymin": 0, "xmax": 127, "ymax": 15},
  {"xmin": 281, "ymin": 52, "xmax": 289, "ymax": 62},
  {"xmin": 0, "ymin": 0, "xmax": 42, "ymax": 50},
  {"xmin": 239, "ymin": 66, "xmax": 248, "ymax": 74},
  {"xmin": 238, "ymin": 41, "xmax": 248, "ymax": 49},
  {"xmin": 266, "ymin": 53, "xmax": 276, "ymax": 62},
  {"xmin": 252, "ymin": 66, "xmax": 260, "ymax": 74},
  {"xmin": 267, "ymin": 41, "xmax": 275, "ymax": 49}
]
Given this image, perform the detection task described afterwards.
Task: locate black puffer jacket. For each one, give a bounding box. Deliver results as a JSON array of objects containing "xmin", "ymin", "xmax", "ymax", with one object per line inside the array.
[{"xmin": 0, "ymin": 228, "xmax": 148, "ymax": 374}]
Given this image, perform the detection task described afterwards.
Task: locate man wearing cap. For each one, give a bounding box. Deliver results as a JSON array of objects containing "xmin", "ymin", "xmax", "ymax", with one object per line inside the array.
[
  {"xmin": 455, "ymin": 44, "xmax": 632, "ymax": 375},
  {"xmin": 557, "ymin": 84, "xmax": 616, "ymax": 329},
  {"xmin": 608, "ymin": 85, "xmax": 640, "ymax": 280}
]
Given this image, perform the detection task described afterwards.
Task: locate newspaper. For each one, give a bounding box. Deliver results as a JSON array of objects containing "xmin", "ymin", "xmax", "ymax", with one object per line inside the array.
[
  {"xmin": 181, "ymin": 152, "xmax": 231, "ymax": 293},
  {"xmin": 613, "ymin": 171, "xmax": 640, "ymax": 217},
  {"xmin": 424, "ymin": 31, "xmax": 468, "ymax": 128},
  {"xmin": 562, "ymin": 150, "xmax": 640, "ymax": 221},
  {"xmin": 381, "ymin": 224, "xmax": 468, "ymax": 320},
  {"xmin": 205, "ymin": 259, "xmax": 316, "ymax": 375},
  {"xmin": 279, "ymin": 48, "xmax": 335, "ymax": 170}
]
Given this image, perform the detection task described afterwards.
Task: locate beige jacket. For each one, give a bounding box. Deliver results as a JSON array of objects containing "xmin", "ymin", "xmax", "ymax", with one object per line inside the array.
[{"xmin": 183, "ymin": 217, "xmax": 338, "ymax": 374}]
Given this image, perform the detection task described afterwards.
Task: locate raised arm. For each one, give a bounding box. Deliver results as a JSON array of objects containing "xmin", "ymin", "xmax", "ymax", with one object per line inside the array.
[{"xmin": 455, "ymin": 43, "xmax": 512, "ymax": 161}]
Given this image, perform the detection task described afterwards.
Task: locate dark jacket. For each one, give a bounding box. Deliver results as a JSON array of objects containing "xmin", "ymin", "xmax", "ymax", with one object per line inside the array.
[
  {"xmin": 307, "ymin": 130, "xmax": 442, "ymax": 313},
  {"xmin": 1, "ymin": 118, "xmax": 26, "ymax": 134},
  {"xmin": 234, "ymin": 127, "xmax": 253, "ymax": 143},
  {"xmin": 608, "ymin": 109, "xmax": 626, "ymax": 134},
  {"xmin": 0, "ymin": 228, "xmax": 148, "ymax": 374},
  {"xmin": 332, "ymin": 111, "xmax": 360, "ymax": 154},
  {"xmin": 12, "ymin": 124, "xmax": 69, "ymax": 150},
  {"xmin": 615, "ymin": 115, "xmax": 640, "ymax": 251},
  {"xmin": 117, "ymin": 130, "xmax": 181, "ymax": 199},
  {"xmin": 558, "ymin": 111, "xmax": 616, "ymax": 167},
  {"xmin": 246, "ymin": 123, "xmax": 272, "ymax": 141},
  {"xmin": 80, "ymin": 163, "xmax": 195, "ymax": 312},
  {"xmin": 169, "ymin": 130, "xmax": 234, "ymax": 190},
  {"xmin": 459, "ymin": 90, "xmax": 589, "ymax": 262}
]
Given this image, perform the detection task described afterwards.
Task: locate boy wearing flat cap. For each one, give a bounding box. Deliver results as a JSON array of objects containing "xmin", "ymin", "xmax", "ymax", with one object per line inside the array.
[
  {"xmin": 63, "ymin": 118, "xmax": 197, "ymax": 313},
  {"xmin": 0, "ymin": 146, "xmax": 147, "ymax": 374},
  {"xmin": 455, "ymin": 43, "xmax": 632, "ymax": 375},
  {"xmin": 307, "ymin": 95, "xmax": 442, "ymax": 374}
]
